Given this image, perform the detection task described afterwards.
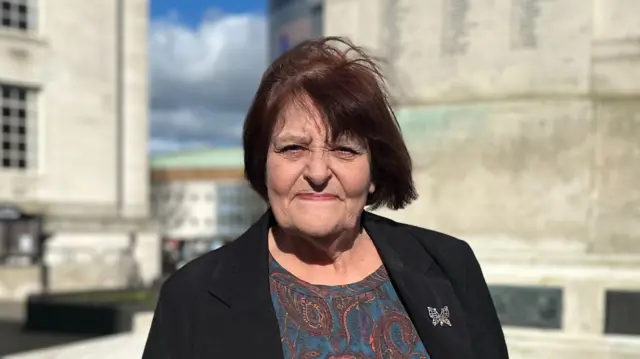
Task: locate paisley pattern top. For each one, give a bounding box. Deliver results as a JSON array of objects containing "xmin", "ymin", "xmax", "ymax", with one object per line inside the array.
[{"xmin": 269, "ymin": 255, "xmax": 430, "ymax": 359}]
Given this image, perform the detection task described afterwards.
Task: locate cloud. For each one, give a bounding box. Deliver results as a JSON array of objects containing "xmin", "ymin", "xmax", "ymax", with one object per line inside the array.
[{"xmin": 149, "ymin": 11, "xmax": 267, "ymax": 153}]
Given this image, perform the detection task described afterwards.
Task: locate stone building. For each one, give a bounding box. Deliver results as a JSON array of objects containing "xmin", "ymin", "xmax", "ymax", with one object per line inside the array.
[
  {"xmin": 294, "ymin": 0, "xmax": 640, "ymax": 358},
  {"xmin": 0, "ymin": 0, "xmax": 160, "ymax": 300},
  {"xmin": 150, "ymin": 148, "xmax": 266, "ymax": 273},
  {"xmin": 268, "ymin": 0, "xmax": 324, "ymax": 61}
]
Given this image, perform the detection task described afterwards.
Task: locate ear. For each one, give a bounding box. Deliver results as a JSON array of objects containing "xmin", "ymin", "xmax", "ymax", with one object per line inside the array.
[{"xmin": 368, "ymin": 182, "xmax": 375, "ymax": 194}]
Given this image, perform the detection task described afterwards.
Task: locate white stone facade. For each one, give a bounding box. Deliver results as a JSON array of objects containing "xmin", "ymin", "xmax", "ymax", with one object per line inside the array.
[
  {"xmin": 152, "ymin": 179, "xmax": 267, "ymax": 241},
  {"xmin": 0, "ymin": 0, "xmax": 160, "ymax": 299},
  {"xmin": 325, "ymin": 0, "xmax": 640, "ymax": 358}
]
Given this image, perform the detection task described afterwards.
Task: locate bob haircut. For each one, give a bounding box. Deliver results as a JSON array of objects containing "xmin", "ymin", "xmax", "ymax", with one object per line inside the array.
[{"xmin": 242, "ymin": 36, "xmax": 417, "ymax": 210}]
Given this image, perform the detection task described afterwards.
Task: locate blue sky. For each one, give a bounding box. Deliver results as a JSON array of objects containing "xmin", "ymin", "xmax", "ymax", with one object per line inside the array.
[
  {"xmin": 148, "ymin": 0, "xmax": 268, "ymax": 153},
  {"xmin": 151, "ymin": 0, "xmax": 266, "ymax": 25}
]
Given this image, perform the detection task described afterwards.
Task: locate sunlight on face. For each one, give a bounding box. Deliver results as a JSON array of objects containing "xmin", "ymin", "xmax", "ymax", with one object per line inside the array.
[{"xmin": 265, "ymin": 100, "xmax": 375, "ymax": 238}]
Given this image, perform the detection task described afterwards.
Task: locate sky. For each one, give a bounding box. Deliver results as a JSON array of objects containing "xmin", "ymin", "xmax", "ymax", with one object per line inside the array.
[{"xmin": 149, "ymin": 0, "xmax": 268, "ymax": 153}]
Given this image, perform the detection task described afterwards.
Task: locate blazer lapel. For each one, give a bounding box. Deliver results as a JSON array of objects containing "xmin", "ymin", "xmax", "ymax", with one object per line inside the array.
[
  {"xmin": 205, "ymin": 210, "xmax": 284, "ymax": 359},
  {"xmin": 363, "ymin": 212, "xmax": 475, "ymax": 359},
  {"xmin": 203, "ymin": 209, "xmax": 474, "ymax": 359}
]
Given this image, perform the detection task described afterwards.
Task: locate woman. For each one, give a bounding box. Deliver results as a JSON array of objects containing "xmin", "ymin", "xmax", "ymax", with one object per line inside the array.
[{"xmin": 142, "ymin": 37, "xmax": 508, "ymax": 359}]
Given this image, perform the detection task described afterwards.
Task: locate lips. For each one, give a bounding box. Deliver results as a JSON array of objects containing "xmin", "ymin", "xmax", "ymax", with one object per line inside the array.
[{"xmin": 296, "ymin": 193, "xmax": 338, "ymax": 201}]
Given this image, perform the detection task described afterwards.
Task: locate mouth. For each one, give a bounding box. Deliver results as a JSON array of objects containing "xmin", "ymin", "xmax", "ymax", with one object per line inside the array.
[{"xmin": 296, "ymin": 193, "xmax": 338, "ymax": 201}]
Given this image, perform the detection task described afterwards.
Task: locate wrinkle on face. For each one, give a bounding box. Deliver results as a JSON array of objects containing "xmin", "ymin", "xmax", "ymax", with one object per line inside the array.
[{"xmin": 265, "ymin": 96, "xmax": 374, "ymax": 245}]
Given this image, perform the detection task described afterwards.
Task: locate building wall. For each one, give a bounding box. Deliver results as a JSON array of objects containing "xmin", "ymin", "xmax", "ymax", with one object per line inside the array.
[
  {"xmin": 151, "ymin": 175, "xmax": 267, "ymax": 271},
  {"xmin": 0, "ymin": 0, "xmax": 159, "ymax": 296},
  {"xmin": 0, "ymin": 0, "xmax": 149, "ymax": 219},
  {"xmin": 324, "ymin": 0, "xmax": 640, "ymax": 256},
  {"xmin": 152, "ymin": 178, "xmax": 267, "ymax": 241},
  {"xmin": 268, "ymin": 0, "xmax": 324, "ymax": 61},
  {"xmin": 324, "ymin": 0, "xmax": 640, "ymax": 357}
]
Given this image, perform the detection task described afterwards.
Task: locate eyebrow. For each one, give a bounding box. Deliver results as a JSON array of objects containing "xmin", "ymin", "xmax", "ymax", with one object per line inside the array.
[{"xmin": 273, "ymin": 134, "xmax": 311, "ymax": 143}]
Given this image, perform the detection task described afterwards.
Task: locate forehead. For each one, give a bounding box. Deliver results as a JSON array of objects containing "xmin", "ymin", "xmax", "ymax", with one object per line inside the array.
[
  {"xmin": 273, "ymin": 100, "xmax": 328, "ymax": 139},
  {"xmin": 269, "ymin": 95, "xmax": 367, "ymax": 146}
]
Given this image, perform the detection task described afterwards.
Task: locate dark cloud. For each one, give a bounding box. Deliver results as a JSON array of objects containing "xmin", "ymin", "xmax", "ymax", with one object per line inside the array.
[{"xmin": 149, "ymin": 12, "xmax": 267, "ymax": 152}]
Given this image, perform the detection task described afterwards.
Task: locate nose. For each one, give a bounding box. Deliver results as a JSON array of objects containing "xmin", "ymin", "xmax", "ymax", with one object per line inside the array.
[{"xmin": 303, "ymin": 151, "xmax": 331, "ymax": 187}]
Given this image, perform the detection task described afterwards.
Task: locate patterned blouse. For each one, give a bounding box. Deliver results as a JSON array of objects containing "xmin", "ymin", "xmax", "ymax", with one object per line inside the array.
[{"xmin": 269, "ymin": 255, "xmax": 430, "ymax": 359}]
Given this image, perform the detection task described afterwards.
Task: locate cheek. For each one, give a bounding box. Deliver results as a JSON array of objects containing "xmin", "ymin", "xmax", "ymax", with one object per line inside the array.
[
  {"xmin": 343, "ymin": 174, "xmax": 372, "ymax": 198},
  {"xmin": 336, "ymin": 161, "xmax": 372, "ymax": 198},
  {"xmin": 265, "ymin": 156, "xmax": 300, "ymax": 197}
]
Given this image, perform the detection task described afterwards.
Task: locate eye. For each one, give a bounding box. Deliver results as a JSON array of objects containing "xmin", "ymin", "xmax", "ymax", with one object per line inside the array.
[
  {"xmin": 333, "ymin": 146, "xmax": 359, "ymax": 155},
  {"xmin": 275, "ymin": 144, "xmax": 305, "ymax": 154},
  {"xmin": 281, "ymin": 144, "xmax": 304, "ymax": 152}
]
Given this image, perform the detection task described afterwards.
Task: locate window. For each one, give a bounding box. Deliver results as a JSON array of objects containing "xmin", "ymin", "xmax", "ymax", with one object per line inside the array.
[
  {"xmin": 310, "ymin": 4, "xmax": 323, "ymax": 36},
  {"xmin": 1, "ymin": 84, "xmax": 35, "ymax": 170},
  {"xmin": 279, "ymin": 35, "xmax": 290, "ymax": 54},
  {"xmin": 172, "ymin": 218, "xmax": 184, "ymax": 228},
  {"xmin": 0, "ymin": 220, "xmax": 38, "ymax": 266},
  {"xmin": 0, "ymin": 206, "xmax": 43, "ymax": 267},
  {"xmin": 0, "ymin": 0, "xmax": 30, "ymax": 30},
  {"xmin": 311, "ymin": 4, "xmax": 322, "ymax": 16},
  {"xmin": 270, "ymin": 0, "xmax": 296, "ymax": 12},
  {"xmin": 215, "ymin": 183, "xmax": 266, "ymax": 237}
]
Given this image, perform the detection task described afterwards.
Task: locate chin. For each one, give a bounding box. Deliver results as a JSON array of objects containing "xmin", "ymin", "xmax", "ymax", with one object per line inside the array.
[
  {"xmin": 292, "ymin": 217, "xmax": 342, "ymax": 238},
  {"xmin": 296, "ymin": 223, "xmax": 337, "ymax": 238}
]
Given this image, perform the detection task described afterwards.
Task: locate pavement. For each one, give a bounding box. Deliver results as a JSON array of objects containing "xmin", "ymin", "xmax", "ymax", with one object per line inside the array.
[
  {"xmin": 0, "ymin": 321, "xmax": 95, "ymax": 357},
  {"xmin": 1, "ymin": 312, "xmax": 154, "ymax": 359}
]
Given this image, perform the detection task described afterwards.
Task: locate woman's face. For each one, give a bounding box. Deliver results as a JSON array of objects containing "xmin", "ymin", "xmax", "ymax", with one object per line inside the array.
[{"xmin": 266, "ymin": 101, "xmax": 375, "ymax": 239}]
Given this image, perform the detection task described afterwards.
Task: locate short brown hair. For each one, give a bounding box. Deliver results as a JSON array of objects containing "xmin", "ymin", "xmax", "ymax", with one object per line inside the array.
[{"xmin": 242, "ymin": 36, "xmax": 417, "ymax": 210}]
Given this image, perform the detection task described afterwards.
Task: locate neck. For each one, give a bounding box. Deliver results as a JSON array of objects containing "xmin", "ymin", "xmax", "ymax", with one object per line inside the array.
[
  {"xmin": 269, "ymin": 222, "xmax": 383, "ymax": 286},
  {"xmin": 270, "ymin": 225, "xmax": 363, "ymax": 265}
]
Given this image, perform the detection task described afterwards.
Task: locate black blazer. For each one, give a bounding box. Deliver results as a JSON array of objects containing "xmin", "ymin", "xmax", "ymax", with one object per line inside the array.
[{"xmin": 142, "ymin": 210, "xmax": 509, "ymax": 359}]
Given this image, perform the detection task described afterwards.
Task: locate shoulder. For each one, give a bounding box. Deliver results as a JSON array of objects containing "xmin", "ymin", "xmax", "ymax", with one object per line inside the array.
[
  {"xmin": 156, "ymin": 242, "xmax": 233, "ymax": 305},
  {"xmin": 366, "ymin": 211, "xmax": 474, "ymax": 258}
]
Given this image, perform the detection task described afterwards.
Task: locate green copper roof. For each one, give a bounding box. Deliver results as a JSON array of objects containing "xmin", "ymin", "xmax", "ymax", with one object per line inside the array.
[{"xmin": 150, "ymin": 147, "xmax": 245, "ymax": 169}]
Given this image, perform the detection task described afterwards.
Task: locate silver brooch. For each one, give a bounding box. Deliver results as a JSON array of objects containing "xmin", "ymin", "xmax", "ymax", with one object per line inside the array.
[{"xmin": 428, "ymin": 306, "xmax": 452, "ymax": 327}]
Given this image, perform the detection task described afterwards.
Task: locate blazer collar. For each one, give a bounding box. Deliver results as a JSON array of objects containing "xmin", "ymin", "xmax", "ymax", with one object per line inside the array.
[
  {"xmin": 364, "ymin": 212, "xmax": 474, "ymax": 359},
  {"xmin": 206, "ymin": 209, "xmax": 273, "ymax": 308},
  {"xmin": 206, "ymin": 209, "xmax": 434, "ymax": 303},
  {"xmin": 207, "ymin": 209, "xmax": 474, "ymax": 359},
  {"xmin": 363, "ymin": 210, "xmax": 435, "ymax": 275}
]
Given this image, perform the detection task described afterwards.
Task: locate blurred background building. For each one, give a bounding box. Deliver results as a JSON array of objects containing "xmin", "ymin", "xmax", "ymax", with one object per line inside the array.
[
  {"xmin": 268, "ymin": 0, "xmax": 323, "ymax": 61},
  {"xmin": 150, "ymin": 147, "xmax": 266, "ymax": 273},
  {"xmin": 0, "ymin": 0, "xmax": 160, "ymax": 300}
]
